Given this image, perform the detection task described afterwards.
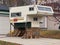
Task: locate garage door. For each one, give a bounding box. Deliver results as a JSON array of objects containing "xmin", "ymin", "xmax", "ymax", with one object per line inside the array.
[{"xmin": 0, "ymin": 16, "xmax": 10, "ymax": 34}]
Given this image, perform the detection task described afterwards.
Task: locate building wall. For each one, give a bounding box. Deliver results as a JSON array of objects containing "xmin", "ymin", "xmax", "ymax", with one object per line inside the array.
[
  {"xmin": 47, "ymin": 16, "xmax": 59, "ymax": 30},
  {"xmin": 0, "ymin": 15, "xmax": 10, "ymax": 34}
]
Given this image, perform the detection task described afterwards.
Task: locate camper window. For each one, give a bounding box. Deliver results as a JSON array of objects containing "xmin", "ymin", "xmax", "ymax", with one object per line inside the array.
[
  {"xmin": 29, "ymin": 7, "xmax": 34, "ymax": 11},
  {"xmin": 37, "ymin": 6, "xmax": 51, "ymax": 12},
  {"xmin": 11, "ymin": 12, "xmax": 21, "ymax": 17},
  {"xmin": 33, "ymin": 17, "xmax": 38, "ymax": 21}
]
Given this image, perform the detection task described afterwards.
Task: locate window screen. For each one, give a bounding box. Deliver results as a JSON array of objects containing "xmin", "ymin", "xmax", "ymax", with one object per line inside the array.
[
  {"xmin": 33, "ymin": 17, "xmax": 38, "ymax": 21},
  {"xmin": 37, "ymin": 6, "xmax": 51, "ymax": 12},
  {"xmin": 29, "ymin": 7, "xmax": 34, "ymax": 11},
  {"xmin": 11, "ymin": 12, "xmax": 21, "ymax": 17}
]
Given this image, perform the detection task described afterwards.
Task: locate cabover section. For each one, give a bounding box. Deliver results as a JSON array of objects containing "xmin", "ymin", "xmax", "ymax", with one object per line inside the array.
[
  {"xmin": 10, "ymin": 5, "xmax": 54, "ymax": 23},
  {"xmin": 9, "ymin": 5, "xmax": 37, "ymax": 23}
]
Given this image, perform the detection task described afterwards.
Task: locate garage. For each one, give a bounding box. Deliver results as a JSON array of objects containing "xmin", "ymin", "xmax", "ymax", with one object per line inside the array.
[
  {"xmin": 0, "ymin": 5, "xmax": 10, "ymax": 34},
  {"xmin": 0, "ymin": 16, "xmax": 10, "ymax": 34}
]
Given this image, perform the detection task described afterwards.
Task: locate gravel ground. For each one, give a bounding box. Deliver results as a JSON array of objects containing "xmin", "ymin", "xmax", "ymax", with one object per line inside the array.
[{"xmin": 0, "ymin": 37, "xmax": 60, "ymax": 45}]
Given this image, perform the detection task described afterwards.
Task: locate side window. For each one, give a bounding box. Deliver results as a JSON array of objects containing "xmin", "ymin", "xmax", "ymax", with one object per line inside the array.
[
  {"xmin": 29, "ymin": 7, "xmax": 34, "ymax": 11},
  {"xmin": 11, "ymin": 12, "xmax": 21, "ymax": 17},
  {"xmin": 37, "ymin": 6, "xmax": 51, "ymax": 12},
  {"xmin": 16, "ymin": 13, "xmax": 21, "ymax": 16},
  {"xmin": 33, "ymin": 17, "xmax": 38, "ymax": 21}
]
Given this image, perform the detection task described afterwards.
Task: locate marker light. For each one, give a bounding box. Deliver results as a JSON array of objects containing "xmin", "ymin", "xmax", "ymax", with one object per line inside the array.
[{"xmin": 13, "ymin": 18, "xmax": 18, "ymax": 22}]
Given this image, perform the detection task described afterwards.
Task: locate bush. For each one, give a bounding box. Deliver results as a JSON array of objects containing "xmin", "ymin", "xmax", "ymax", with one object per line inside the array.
[{"xmin": 40, "ymin": 30, "xmax": 60, "ymax": 39}]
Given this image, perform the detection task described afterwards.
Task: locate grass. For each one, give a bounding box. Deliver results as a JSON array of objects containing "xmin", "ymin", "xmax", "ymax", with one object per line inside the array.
[
  {"xmin": 40, "ymin": 30, "xmax": 60, "ymax": 39},
  {"xmin": 0, "ymin": 40, "xmax": 21, "ymax": 45}
]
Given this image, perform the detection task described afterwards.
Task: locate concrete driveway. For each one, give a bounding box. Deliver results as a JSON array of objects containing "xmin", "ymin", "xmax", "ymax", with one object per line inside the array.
[{"xmin": 0, "ymin": 37, "xmax": 60, "ymax": 45}]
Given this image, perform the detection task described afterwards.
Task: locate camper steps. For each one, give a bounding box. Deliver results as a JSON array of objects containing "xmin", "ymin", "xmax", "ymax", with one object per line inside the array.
[
  {"xmin": 16, "ymin": 30, "xmax": 21, "ymax": 37},
  {"xmin": 19, "ymin": 30, "xmax": 26, "ymax": 37},
  {"xmin": 12, "ymin": 30, "xmax": 20, "ymax": 37},
  {"xmin": 22, "ymin": 28, "xmax": 40, "ymax": 39},
  {"xmin": 11, "ymin": 30, "xmax": 25, "ymax": 37}
]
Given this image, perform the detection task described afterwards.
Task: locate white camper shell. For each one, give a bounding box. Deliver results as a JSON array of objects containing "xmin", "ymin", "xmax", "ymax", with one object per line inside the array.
[{"xmin": 10, "ymin": 5, "xmax": 54, "ymax": 30}]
